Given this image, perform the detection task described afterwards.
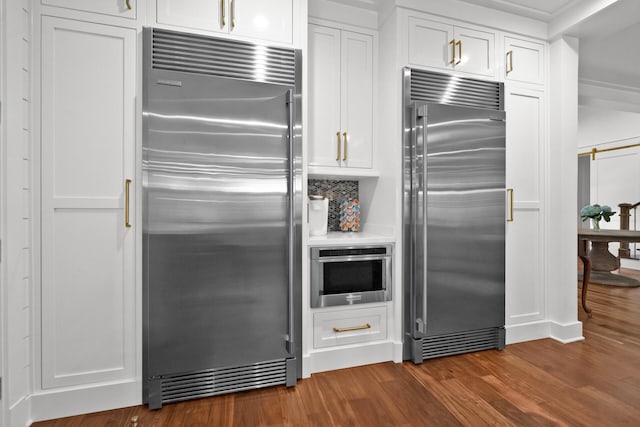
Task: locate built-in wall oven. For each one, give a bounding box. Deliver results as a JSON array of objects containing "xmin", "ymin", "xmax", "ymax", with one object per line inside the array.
[{"xmin": 310, "ymin": 244, "xmax": 393, "ymax": 307}]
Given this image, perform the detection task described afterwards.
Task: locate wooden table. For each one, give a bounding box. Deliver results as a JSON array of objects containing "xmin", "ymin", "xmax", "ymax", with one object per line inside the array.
[{"xmin": 578, "ymin": 228, "xmax": 640, "ymax": 316}]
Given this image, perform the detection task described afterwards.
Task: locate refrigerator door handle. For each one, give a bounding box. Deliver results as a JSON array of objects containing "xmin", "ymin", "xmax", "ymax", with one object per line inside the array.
[
  {"xmin": 286, "ymin": 89, "xmax": 295, "ymax": 355},
  {"xmin": 412, "ymin": 102, "xmax": 428, "ymax": 337}
]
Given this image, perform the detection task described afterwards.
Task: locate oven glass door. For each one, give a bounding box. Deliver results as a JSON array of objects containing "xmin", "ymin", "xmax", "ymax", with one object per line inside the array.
[{"xmin": 322, "ymin": 259, "xmax": 384, "ymax": 295}]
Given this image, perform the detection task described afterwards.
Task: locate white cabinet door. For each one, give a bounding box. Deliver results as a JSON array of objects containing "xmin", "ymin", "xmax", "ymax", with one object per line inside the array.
[
  {"xmin": 505, "ymin": 85, "xmax": 545, "ymax": 326},
  {"xmin": 308, "ymin": 24, "xmax": 342, "ymax": 168},
  {"xmin": 454, "ymin": 26, "xmax": 495, "ymax": 77},
  {"xmin": 341, "ymin": 30, "xmax": 373, "ymax": 169},
  {"xmin": 41, "ymin": 16, "xmax": 136, "ymax": 389},
  {"xmin": 231, "ymin": 0, "xmax": 292, "ymax": 44},
  {"xmin": 157, "ymin": 0, "xmax": 223, "ymax": 33},
  {"xmin": 408, "ymin": 17, "xmax": 454, "ymax": 70},
  {"xmin": 156, "ymin": 0, "xmax": 292, "ymax": 44},
  {"xmin": 407, "ymin": 16, "xmax": 496, "ymax": 78},
  {"xmin": 42, "ymin": 0, "xmax": 137, "ymax": 19},
  {"xmin": 308, "ymin": 24, "xmax": 374, "ymax": 170},
  {"xmin": 505, "ymin": 37, "xmax": 545, "ymax": 85}
]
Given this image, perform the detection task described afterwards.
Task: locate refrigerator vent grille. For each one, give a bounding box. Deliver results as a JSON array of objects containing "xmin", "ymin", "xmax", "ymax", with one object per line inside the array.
[
  {"xmin": 410, "ymin": 69, "xmax": 502, "ymax": 110},
  {"xmin": 422, "ymin": 328, "xmax": 500, "ymax": 360},
  {"xmin": 158, "ymin": 359, "xmax": 287, "ymax": 404},
  {"xmin": 150, "ymin": 28, "xmax": 296, "ymax": 86}
]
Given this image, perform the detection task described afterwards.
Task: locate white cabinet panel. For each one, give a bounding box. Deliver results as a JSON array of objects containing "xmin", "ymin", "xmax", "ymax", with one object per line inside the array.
[
  {"xmin": 308, "ymin": 24, "xmax": 374, "ymax": 171},
  {"xmin": 407, "ymin": 16, "xmax": 495, "ymax": 77},
  {"xmin": 231, "ymin": 0, "xmax": 293, "ymax": 44},
  {"xmin": 156, "ymin": 0, "xmax": 292, "ymax": 44},
  {"xmin": 308, "ymin": 24, "xmax": 342, "ymax": 168},
  {"xmin": 157, "ymin": 0, "xmax": 222, "ymax": 32},
  {"xmin": 341, "ymin": 31, "xmax": 373, "ymax": 169},
  {"xmin": 505, "ymin": 37, "xmax": 544, "ymax": 85},
  {"xmin": 506, "ymin": 210, "xmax": 543, "ymax": 324},
  {"xmin": 505, "ymin": 85, "xmax": 545, "ymax": 325},
  {"xmin": 42, "ymin": 0, "xmax": 137, "ymax": 19},
  {"xmin": 408, "ymin": 17, "xmax": 453, "ymax": 69},
  {"xmin": 41, "ymin": 16, "xmax": 136, "ymax": 389},
  {"xmin": 313, "ymin": 306, "xmax": 387, "ymax": 349},
  {"xmin": 454, "ymin": 26, "xmax": 495, "ymax": 76}
]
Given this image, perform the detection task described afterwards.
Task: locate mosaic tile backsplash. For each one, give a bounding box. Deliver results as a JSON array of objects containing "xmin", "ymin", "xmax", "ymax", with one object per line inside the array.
[{"xmin": 308, "ymin": 179, "xmax": 359, "ymax": 232}]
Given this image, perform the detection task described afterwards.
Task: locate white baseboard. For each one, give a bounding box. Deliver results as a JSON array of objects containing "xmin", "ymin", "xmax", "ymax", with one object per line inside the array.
[
  {"xmin": 9, "ymin": 395, "xmax": 31, "ymax": 427},
  {"xmin": 306, "ymin": 341, "xmax": 394, "ymax": 375},
  {"xmin": 391, "ymin": 341, "xmax": 403, "ymax": 363},
  {"xmin": 506, "ymin": 320, "xmax": 583, "ymax": 345},
  {"xmin": 30, "ymin": 379, "xmax": 141, "ymax": 423},
  {"xmin": 549, "ymin": 320, "xmax": 584, "ymax": 343}
]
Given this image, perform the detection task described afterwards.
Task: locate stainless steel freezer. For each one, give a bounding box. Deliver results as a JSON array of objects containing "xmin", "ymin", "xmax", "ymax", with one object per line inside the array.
[
  {"xmin": 403, "ymin": 69, "xmax": 506, "ymax": 363},
  {"xmin": 142, "ymin": 28, "xmax": 301, "ymax": 409}
]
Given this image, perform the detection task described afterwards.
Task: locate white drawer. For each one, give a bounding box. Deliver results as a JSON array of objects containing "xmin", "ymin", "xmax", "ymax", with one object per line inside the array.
[{"xmin": 313, "ymin": 306, "xmax": 387, "ymax": 349}]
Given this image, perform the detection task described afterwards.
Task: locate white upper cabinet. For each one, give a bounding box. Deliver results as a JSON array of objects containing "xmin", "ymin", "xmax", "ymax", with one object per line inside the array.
[
  {"xmin": 42, "ymin": 0, "xmax": 137, "ymax": 19},
  {"xmin": 504, "ymin": 36, "xmax": 545, "ymax": 85},
  {"xmin": 156, "ymin": 0, "xmax": 293, "ymax": 44},
  {"xmin": 408, "ymin": 16, "xmax": 495, "ymax": 77},
  {"xmin": 308, "ymin": 24, "xmax": 374, "ymax": 171}
]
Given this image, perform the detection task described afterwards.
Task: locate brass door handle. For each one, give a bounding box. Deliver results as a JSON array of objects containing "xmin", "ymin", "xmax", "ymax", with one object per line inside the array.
[
  {"xmin": 506, "ymin": 50, "xmax": 513, "ymax": 74},
  {"xmin": 455, "ymin": 40, "xmax": 462, "ymax": 65},
  {"xmin": 333, "ymin": 323, "xmax": 371, "ymax": 333},
  {"xmin": 231, "ymin": 0, "xmax": 235, "ymax": 30},
  {"xmin": 125, "ymin": 179, "xmax": 132, "ymax": 228},
  {"xmin": 221, "ymin": 0, "xmax": 226, "ymax": 27},
  {"xmin": 125, "ymin": 0, "xmax": 131, "ymax": 10},
  {"xmin": 336, "ymin": 131, "xmax": 341, "ymax": 161},
  {"xmin": 449, "ymin": 39, "xmax": 456, "ymax": 64},
  {"xmin": 507, "ymin": 188, "xmax": 514, "ymax": 222},
  {"xmin": 342, "ymin": 132, "xmax": 347, "ymax": 161}
]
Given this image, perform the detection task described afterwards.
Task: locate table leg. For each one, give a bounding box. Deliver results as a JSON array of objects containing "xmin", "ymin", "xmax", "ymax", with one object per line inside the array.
[{"xmin": 579, "ymin": 254, "xmax": 592, "ymax": 317}]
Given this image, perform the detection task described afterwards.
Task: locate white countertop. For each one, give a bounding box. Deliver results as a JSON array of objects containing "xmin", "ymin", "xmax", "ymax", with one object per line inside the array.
[{"xmin": 308, "ymin": 231, "xmax": 396, "ymax": 246}]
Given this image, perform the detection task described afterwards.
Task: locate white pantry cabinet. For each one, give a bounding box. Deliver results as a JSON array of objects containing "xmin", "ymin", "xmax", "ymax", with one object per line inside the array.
[
  {"xmin": 40, "ymin": 16, "xmax": 137, "ymax": 388},
  {"xmin": 408, "ymin": 16, "xmax": 495, "ymax": 77},
  {"xmin": 504, "ymin": 36, "xmax": 545, "ymax": 85},
  {"xmin": 505, "ymin": 84, "xmax": 546, "ymax": 327},
  {"xmin": 156, "ymin": 0, "xmax": 293, "ymax": 44},
  {"xmin": 42, "ymin": 0, "xmax": 137, "ymax": 19},
  {"xmin": 308, "ymin": 24, "xmax": 374, "ymax": 170}
]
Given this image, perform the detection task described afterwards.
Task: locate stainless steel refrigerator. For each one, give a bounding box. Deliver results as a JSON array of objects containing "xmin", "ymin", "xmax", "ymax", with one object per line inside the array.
[
  {"xmin": 403, "ymin": 68, "xmax": 506, "ymax": 363},
  {"xmin": 142, "ymin": 28, "xmax": 301, "ymax": 409}
]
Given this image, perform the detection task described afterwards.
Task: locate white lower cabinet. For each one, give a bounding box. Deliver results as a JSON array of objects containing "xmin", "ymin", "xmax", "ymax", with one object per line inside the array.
[
  {"xmin": 505, "ymin": 84, "xmax": 546, "ymax": 328},
  {"xmin": 313, "ymin": 306, "xmax": 387, "ymax": 349},
  {"xmin": 40, "ymin": 16, "xmax": 137, "ymax": 389}
]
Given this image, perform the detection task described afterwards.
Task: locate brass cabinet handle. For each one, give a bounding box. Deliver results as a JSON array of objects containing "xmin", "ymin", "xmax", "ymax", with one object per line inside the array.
[
  {"xmin": 455, "ymin": 40, "xmax": 462, "ymax": 65},
  {"xmin": 125, "ymin": 0, "xmax": 131, "ymax": 10},
  {"xmin": 342, "ymin": 132, "xmax": 347, "ymax": 161},
  {"xmin": 507, "ymin": 188, "xmax": 514, "ymax": 222},
  {"xmin": 125, "ymin": 179, "xmax": 132, "ymax": 228},
  {"xmin": 336, "ymin": 131, "xmax": 341, "ymax": 161},
  {"xmin": 506, "ymin": 50, "xmax": 513, "ymax": 74},
  {"xmin": 231, "ymin": 0, "xmax": 235, "ymax": 29},
  {"xmin": 449, "ymin": 39, "xmax": 456, "ymax": 64},
  {"xmin": 333, "ymin": 323, "xmax": 371, "ymax": 333},
  {"xmin": 221, "ymin": 0, "xmax": 226, "ymax": 27}
]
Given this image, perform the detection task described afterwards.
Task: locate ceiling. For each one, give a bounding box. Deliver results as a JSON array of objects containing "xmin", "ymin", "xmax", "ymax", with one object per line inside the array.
[{"xmin": 455, "ymin": 0, "xmax": 581, "ymax": 21}]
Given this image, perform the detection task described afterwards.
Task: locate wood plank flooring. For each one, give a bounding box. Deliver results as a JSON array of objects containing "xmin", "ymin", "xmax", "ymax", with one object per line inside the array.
[{"xmin": 33, "ymin": 268, "xmax": 640, "ymax": 426}]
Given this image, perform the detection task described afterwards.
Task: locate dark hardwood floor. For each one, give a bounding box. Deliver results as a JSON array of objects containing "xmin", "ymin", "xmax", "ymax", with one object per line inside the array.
[{"xmin": 34, "ymin": 267, "xmax": 640, "ymax": 426}]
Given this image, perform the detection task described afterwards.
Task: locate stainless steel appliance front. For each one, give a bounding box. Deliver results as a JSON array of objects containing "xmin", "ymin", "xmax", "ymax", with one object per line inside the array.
[
  {"xmin": 403, "ymin": 68, "xmax": 506, "ymax": 363},
  {"xmin": 310, "ymin": 245, "xmax": 393, "ymax": 307},
  {"xmin": 142, "ymin": 28, "xmax": 301, "ymax": 409}
]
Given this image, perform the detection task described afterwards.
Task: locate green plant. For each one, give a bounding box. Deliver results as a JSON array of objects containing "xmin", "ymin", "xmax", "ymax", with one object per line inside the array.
[{"xmin": 580, "ymin": 204, "xmax": 616, "ymax": 230}]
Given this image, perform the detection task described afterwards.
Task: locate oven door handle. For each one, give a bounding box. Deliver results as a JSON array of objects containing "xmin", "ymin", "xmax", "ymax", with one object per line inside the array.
[{"xmin": 313, "ymin": 255, "xmax": 391, "ymax": 263}]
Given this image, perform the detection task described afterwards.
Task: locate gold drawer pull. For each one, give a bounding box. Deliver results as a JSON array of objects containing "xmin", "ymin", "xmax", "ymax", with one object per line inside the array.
[
  {"xmin": 333, "ymin": 323, "xmax": 371, "ymax": 333},
  {"xmin": 125, "ymin": 179, "xmax": 132, "ymax": 228},
  {"xmin": 125, "ymin": 0, "xmax": 131, "ymax": 10}
]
